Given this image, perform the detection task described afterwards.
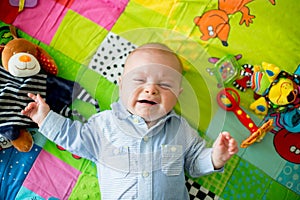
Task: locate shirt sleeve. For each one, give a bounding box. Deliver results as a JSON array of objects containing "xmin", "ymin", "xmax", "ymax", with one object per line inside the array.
[
  {"xmin": 39, "ymin": 110, "xmax": 100, "ymax": 162},
  {"xmin": 182, "ymin": 119, "xmax": 224, "ymax": 177}
]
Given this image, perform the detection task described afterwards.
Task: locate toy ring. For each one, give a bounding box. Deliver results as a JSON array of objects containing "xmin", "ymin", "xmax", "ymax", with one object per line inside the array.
[
  {"xmin": 217, "ymin": 88, "xmax": 274, "ymax": 148},
  {"xmin": 216, "ymin": 87, "xmax": 240, "ymax": 111}
]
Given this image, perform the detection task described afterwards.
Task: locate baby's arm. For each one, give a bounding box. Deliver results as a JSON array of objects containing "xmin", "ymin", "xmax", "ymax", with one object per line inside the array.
[
  {"xmin": 21, "ymin": 93, "xmax": 50, "ymax": 127},
  {"xmin": 211, "ymin": 132, "xmax": 238, "ymax": 169}
]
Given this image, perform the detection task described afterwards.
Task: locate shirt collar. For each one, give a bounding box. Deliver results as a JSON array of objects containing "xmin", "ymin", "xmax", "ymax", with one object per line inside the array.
[{"xmin": 111, "ymin": 99, "xmax": 131, "ymax": 120}]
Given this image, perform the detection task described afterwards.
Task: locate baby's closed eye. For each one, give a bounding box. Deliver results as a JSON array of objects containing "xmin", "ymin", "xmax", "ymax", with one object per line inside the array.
[{"xmin": 159, "ymin": 83, "xmax": 172, "ymax": 89}]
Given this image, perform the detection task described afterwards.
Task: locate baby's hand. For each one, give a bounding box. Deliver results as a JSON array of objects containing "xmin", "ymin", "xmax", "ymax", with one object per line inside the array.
[
  {"xmin": 211, "ymin": 131, "xmax": 238, "ymax": 169},
  {"xmin": 21, "ymin": 93, "xmax": 50, "ymax": 127}
]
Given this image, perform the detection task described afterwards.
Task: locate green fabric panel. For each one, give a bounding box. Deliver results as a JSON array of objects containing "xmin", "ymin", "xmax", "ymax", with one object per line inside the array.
[
  {"xmin": 221, "ymin": 158, "xmax": 300, "ymax": 200},
  {"xmin": 191, "ymin": 154, "xmax": 240, "ymax": 196},
  {"xmin": 69, "ymin": 173, "xmax": 100, "ymax": 200},
  {"xmin": 0, "ymin": 21, "xmax": 13, "ymax": 46},
  {"xmin": 76, "ymin": 67, "xmax": 119, "ymax": 111},
  {"xmin": 190, "ymin": 1, "xmax": 300, "ymax": 74},
  {"xmin": 115, "ymin": 0, "xmax": 216, "ymax": 44},
  {"xmin": 222, "ymin": 1, "xmax": 300, "ymax": 71},
  {"xmin": 69, "ymin": 164, "xmax": 100, "ymax": 200},
  {"xmin": 264, "ymin": 180, "xmax": 300, "ymax": 200},
  {"xmin": 71, "ymin": 99, "xmax": 98, "ymax": 120},
  {"xmin": 50, "ymin": 10, "xmax": 108, "ymax": 64},
  {"xmin": 132, "ymin": 0, "xmax": 176, "ymax": 16},
  {"xmin": 222, "ymin": 158, "xmax": 272, "ymax": 199},
  {"xmin": 177, "ymin": 60, "xmax": 216, "ymax": 132},
  {"xmin": 133, "ymin": 0, "xmax": 201, "ymax": 35},
  {"xmin": 43, "ymin": 140, "xmax": 94, "ymax": 172},
  {"xmin": 112, "ymin": 1, "xmax": 168, "ymax": 37},
  {"xmin": 42, "ymin": 43, "xmax": 83, "ymax": 81}
]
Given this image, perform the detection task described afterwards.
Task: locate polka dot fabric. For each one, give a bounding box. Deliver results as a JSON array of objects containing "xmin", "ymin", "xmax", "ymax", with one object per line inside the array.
[
  {"xmin": 222, "ymin": 159, "xmax": 272, "ymax": 200},
  {"xmin": 0, "ymin": 145, "xmax": 41, "ymax": 199},
  {"xmin": 88, "ymin": 32, "xmax": 137, "ymax": 84},
  {"xmin": 277, "ymin": 162, "xmax": 300, "ymax": 194}
]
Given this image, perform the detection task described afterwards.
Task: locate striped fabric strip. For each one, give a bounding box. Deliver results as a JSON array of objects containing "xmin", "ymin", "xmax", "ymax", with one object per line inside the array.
[
  {"xmin": 76, "ymin": 88, "xmax": 100, "ymax": 112},
  {"xmin": 59, "ymin": 87, "xmax": 101, "ymax": 122},
  {"xmin": 250, "ymin": 71, "xmax": 263, "ymax": 93},
  {"xmin": 0, "ymin": 67, "xmax": 47, "ymax": 128}
]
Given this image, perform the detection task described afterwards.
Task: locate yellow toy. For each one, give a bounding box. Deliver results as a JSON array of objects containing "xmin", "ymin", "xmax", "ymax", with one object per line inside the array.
[{"xmin": 249, "ymin": 62, "xmax": 299, "ymax": 115}]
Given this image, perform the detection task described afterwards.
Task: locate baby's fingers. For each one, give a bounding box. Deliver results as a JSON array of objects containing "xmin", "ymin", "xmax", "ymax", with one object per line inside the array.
[
  {"xmin": 21, "ymin": 102, "xmax": 36, "ymax": 115},
  {"xmin": 228, "ymin": 138, "xmax": 239, "ymax": 154},
  {"xmin": 27, "ymin": 93, "xmax": 37, "ymax": 101},
  {"xmin": 221, "ymin": 131, "xmax": 232, "ymax": 140},
  {"xmin": 27, "ymin": 93, "xmax": 46, "ymax": 105}
]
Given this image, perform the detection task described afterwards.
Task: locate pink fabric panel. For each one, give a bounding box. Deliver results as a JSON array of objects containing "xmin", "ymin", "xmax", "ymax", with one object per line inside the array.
[
  {"xmin": 12, "ymin": 1, "xmax": 68, "ymax": 45},
  {"xmin": 22, "ymin": 150, "xmax": 81, "ymax": 200},
  {"xmin": 70, "ymin": 0, "xmax": 129, "ymax": 30}
]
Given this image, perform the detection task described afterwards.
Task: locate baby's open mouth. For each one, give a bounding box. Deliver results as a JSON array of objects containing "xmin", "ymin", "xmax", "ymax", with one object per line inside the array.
[{"xmin": 137, "ymin": 100, "xmax": 157, "ymax": 105}]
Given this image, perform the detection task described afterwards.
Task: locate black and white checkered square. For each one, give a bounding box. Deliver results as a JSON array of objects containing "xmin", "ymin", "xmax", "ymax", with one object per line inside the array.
[{"xmin": 185, "ymin": 176, "xmax": 219, "ymax": 200}]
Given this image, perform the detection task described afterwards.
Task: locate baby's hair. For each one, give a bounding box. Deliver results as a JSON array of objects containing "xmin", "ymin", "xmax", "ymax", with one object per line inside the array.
[
  {"xmin": 126, "ymin": 42, "xmax": 183, "ymax": 73},
  {"xmin": 137, "ymin": 42, "xmax": 173, "ymax": 51}
]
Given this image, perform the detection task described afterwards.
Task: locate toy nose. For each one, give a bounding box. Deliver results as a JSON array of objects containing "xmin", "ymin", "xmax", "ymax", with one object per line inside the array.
[{"xmin": 19, "ymin": 55, "xmax": 31, "ymax": 62}]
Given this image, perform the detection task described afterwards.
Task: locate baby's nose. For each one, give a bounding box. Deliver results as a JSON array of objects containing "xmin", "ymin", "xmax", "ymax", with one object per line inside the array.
[{"xmin": 144, "ymin": 84, "xmax": 158, "ymax": 95}]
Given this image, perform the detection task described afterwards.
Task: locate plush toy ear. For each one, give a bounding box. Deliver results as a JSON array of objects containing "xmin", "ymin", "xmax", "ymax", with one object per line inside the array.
[
  {"xmin": 0, "ymin": 45, "xmax": 4, "ymax": 54},
  {"xmin": 9, "ymin": 25, "xmax": 18, "ymax": 39},
  {"xmin": 36, "ymin": 46, "xmax": 58, "ymax": 75}
]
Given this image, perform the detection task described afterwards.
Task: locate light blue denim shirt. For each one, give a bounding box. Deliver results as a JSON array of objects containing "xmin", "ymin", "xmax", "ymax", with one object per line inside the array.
[{"xmin": 39, "ymin": 101, "xmax": 219, "ymax": 199}]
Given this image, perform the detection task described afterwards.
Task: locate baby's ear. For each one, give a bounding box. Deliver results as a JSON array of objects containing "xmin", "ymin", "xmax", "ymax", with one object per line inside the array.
[
  {"xmin": 179, "ymin": 87, "xmax": 183, "ymax": 95},
  {"xmin": 118, "ymin": 76, "xmax": 122, "ymax": 87},
  {"xmin": 9, "ymin": 25, "xmax": 18, "ymax": 39}
]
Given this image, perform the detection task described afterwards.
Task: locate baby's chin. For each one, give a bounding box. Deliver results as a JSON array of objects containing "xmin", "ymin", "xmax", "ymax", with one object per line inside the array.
[
  {"xmin": 129, "ymin": 105, "xmax": 169, "ymax": 122},
  {"xmin": 139, "ymin": 112, "xmax": 167, "ymax": 124}
]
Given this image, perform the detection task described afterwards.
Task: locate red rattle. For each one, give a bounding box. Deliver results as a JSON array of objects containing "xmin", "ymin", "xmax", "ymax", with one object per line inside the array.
[{"xmin": 217, "ymin": 88, "xmax": 274, "ymax": 148}]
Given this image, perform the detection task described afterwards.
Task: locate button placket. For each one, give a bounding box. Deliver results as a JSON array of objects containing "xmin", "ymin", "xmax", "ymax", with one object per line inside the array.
[{"xmin": 138, "ymin": 135, "xmax": 153, "ymax": 199}]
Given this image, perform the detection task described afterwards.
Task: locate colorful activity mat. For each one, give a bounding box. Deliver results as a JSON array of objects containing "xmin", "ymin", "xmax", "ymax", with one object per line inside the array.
[{"xmin": 0, "ymin": 0, "xmax": 300, "ymax": 199}]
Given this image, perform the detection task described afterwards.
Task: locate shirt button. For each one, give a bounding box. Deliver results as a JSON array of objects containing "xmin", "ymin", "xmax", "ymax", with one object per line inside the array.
[
  {"xmin": 171, "ymin": 146, "xmax": 177, "ymax": 152},
  {"xmin": 113, "ymin": 149, "xmax": 119, "ymax": 155},
  {"xmin": 133, "ymin": 117, "xmax": 139, "ymax": 123},
  {"xmin": 142, "ymin": 171, "xmax": 149, "ymax": 177},
  {"xmin": 143, "ymin": 136, "xmax": 149, "ymax": 142}
]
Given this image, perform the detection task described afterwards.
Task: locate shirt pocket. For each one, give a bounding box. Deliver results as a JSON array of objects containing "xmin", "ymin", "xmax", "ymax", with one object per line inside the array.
[
  {"xmin": 103, "ymin": 146, "xmax": 130, "ymax": 178},
  {"xmin": 161, "ymin": 145, "xmax": 183, "ymax": 176}
]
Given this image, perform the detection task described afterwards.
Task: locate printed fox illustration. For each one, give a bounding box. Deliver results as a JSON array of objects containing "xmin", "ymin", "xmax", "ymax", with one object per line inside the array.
[{"xmin": 194, "ymin": 0, "xmax": 275, "ymax": 46}]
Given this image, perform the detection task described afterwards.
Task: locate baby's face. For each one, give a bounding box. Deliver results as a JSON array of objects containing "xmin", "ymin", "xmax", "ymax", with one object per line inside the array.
[{"xmin": 119, "ymin": 49, "xmax": 183, "ymax": 124}]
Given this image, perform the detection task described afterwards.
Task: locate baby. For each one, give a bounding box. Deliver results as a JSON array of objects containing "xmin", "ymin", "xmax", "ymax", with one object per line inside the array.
[{"xmin": 22, "ymin": 43, "xmax": 238, "ymax": 199}]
